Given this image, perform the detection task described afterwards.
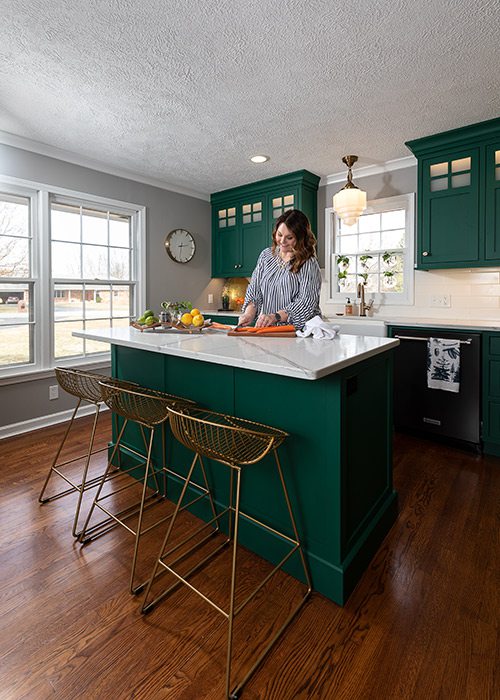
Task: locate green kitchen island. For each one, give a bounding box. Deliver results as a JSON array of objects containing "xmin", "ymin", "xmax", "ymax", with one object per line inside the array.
[{"xmin": 74, "ymin": 325, "xmax": 399, "ymax": 605}]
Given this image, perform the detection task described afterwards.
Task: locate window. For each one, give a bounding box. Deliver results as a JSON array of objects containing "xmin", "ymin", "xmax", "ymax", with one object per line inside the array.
[
  {"xmin": 325, "ymin": 194, "xmax": 414, "ymax": 305},
  {"xmin": 0, "ymin": 190, "xmax": 34, "ymax": 368},
  {"xmin": 0, "ymin": 176, "xmax": 145, "ymax": 378}
]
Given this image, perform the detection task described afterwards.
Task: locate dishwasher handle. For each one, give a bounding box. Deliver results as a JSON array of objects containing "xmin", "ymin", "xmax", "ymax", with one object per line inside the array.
[{"xmin": 394, "ymin": 334, "xmax": 473, "ymax": 345}]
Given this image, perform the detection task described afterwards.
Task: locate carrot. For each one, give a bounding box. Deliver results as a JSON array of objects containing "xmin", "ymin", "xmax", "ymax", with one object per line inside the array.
[{"xmin": 254, "ymin": 325, "xmax": 296, "ymax": 334}]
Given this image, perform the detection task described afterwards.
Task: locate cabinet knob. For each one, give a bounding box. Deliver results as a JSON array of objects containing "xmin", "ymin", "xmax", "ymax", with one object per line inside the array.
[
  {"xmin": 234, "ymin": 264, "xmax": 238, "ymax": 269},
  {"xmin": 422, "ymin": 251, "xmax": 429, "ymax": 257}
]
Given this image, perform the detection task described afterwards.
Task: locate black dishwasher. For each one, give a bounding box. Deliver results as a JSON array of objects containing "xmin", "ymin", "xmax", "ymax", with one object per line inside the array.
[{"xmin": 389, "ymin": 327, "xmax": 481, "ymax": 449}]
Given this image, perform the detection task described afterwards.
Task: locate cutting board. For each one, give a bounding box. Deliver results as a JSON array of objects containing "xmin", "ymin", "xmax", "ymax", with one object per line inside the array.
[{"xmin": 227, "ymin": 330, "xmax": 296, "ymax": 337}]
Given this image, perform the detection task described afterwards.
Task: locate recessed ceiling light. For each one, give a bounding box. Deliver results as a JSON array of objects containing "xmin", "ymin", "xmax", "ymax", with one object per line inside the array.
[{"xmin": 250, "ymin": 155, "xmax": 270, "ymax": 163}]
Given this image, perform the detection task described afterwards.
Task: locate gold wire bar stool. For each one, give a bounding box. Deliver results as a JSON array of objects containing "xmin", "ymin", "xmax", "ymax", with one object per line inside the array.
[
  {"xmin": 79, "ymin": 380, "xmax": 218, "ymax": 595},
  {"xmin": 141, "ymin": 406, "xmax": 312, "ymax": 700},
  {"xmin": 38, "ymin": 367, "xmax": 121, "ymax": 538}
]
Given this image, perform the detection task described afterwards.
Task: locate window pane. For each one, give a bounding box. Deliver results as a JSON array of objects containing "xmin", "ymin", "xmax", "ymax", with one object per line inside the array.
[
  {"xmin": 82, "ymin": 211, "xmax": 108, "ymax": 244},
  {"xmin": 430, "ymin": 162, "xmax": 448, "ymax": 177},
  {"xmin": 381, "ymin": 209, "xmax": 405, "ymax": 230},
  {"xmin": 227, "ymin": 207, "xmax": 236, "ymax": 217},
  {"xmin": 495, "ymin": 150, "xmax": 500, "ymax": 165},
  {"xmin": 283, "ymin": 195, "xmax": 294, "ymax": 206},
  {"xmin": 253, "ymin": 202, "xmax": 262, "ymax": 212},
  {"xmin": 228, "ymin": 217, "xmax": 236, "ymax": 227},
  {"xmin": 0, "ymin": 325, "xmax": 31, "ymax": 366},
  {"xmin": 82, "ymin": 245, "xmax": 108, "ymax": 279},
  {"xmin": 243, "ymin": 214, "xmax": 251, "ymax": 224},
  {"xmin": 338, "ymin": 235, "xmax": 358, "ymax": 254},
  {"xmin": 381, "ymin": 229, "xmax": 405, "ymax": 249},
  {"xmin": 358, "ymin": 232, "xmax": 380, "ymax": 251},
  {"xmin": 338, "ymin": 274, "xmax": 357, "ymax": 294},
  {"xmin": 109, "ymin": 247, "xmax": 130, "ymax": 280},
  {"xmin": 219, "ymin": 209, "xmax": 226, "ymax": 219},
  {"xmin": 112, "ymin": 316, "xmax": 130, "ymax": 328},
  {"xmin": 54, "ymin": 285, "xmax": 84, "ymax": 321},
  {"xmin": 0, "ymin": 285, "xmax": 30, "ymax": 324},
  {"xmin": 52, "ymin": 242, "xmax": 81, "ymax": 278},
  {"xmin": 85, "ymin": 284, "xmax": 111, "ymax": 318},
  {"xmin": 451, "ymin": 157, "xmax": 471, "ymax": 172},
  {"xmin": 84, "ymin": 319, "xmax": 111, "ymax": 354},
  {"xmin": 430, "ymin": 177, "xmax": 448, "ymax": 192},
  {"xmin": 0, "ymin": 195, "xmax": 30, "ymax": 237},
  {"xmin": 54, "ymin": 320, "xmax": 84, "ymax": 358},
  {"xmin": 51, "ymin": 207, "xmax": 80, "ymax": 242},
  {"xmin": 272, "ymin": 198, "xmax": 282, "ymax": 208},
  {"xmin": 242, "ymin": 204, "xmax": 251, "ymax": 214},
  {"xmin": 339, "ymin": 220, "xmax": 358, "ymax": 235},
  {"xmin": 109, "ymin": 217, "xmax": 130, "ymax": 248},
  {"xmin": 359, "ymin": 255, "xmax": 378, "ymax": 272},
  {"xmin": 358, "ymin": 213, "xmax": 380, "ymax": 233},
  {"xmin": 111, "ymin": 285, "xmax": 132, "ymax": 317},
  {"xmin": 0, "ymin": 237, "xmax": 30, "ymax": 277},
  {"xmin": 363, "ymin": 273, "xmax": 378, "ymax": 292},
  {"xmin": 219, "ymin": 219, "xmax": 226, "ymax": 228},
  {"xmin": 451, "ymin": 173, "xmax": 471, "ymax": 188},
  {"xmin": 253, "ymin": 212, "xmax": 262, "ymax": 222}
]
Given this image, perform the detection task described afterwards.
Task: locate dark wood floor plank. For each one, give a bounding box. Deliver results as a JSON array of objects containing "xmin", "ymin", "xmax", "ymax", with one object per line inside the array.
[{"xmin": 0, "ymin": 419, "xmax": 498, "ymax": 699}]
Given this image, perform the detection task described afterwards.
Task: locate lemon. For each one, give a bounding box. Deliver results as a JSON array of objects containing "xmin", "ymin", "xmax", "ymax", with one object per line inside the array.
[
  {"xmin": 181, "ymin": 312, "xmax": 193, "ymax": 326},
  {"xmin": 191, "ymin": 308, "xmax": 200, "ymax": 318},
  {"xmin": 192, "ymin": 314, "xmax": 204, "ymax": 327}
]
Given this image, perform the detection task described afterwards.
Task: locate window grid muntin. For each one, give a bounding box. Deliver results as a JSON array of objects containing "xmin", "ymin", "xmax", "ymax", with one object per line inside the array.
[
  {"xmin": 272, "ymin": 194, "xmax": 295, "ymax": 220},
  {"xmin": 242, "ymin": 201, "xmax": 263, "ymax": 224}
]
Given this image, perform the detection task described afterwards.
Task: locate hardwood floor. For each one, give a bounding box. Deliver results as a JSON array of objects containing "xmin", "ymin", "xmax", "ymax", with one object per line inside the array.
[{"xmin": 0, "ymin": 414, "xmax": 498, "ymax": 699}]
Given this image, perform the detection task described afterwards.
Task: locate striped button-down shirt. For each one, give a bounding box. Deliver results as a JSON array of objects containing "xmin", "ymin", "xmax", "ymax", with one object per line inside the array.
[{"xmin": 242, "ymin": 248, "xmax": 321, "ymax": 329}]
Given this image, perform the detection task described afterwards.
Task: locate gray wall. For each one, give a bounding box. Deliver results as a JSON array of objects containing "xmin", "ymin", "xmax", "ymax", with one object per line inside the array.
[{"xmin": 0, "ymin": 145, "xmax": 211, "ymax": 429}]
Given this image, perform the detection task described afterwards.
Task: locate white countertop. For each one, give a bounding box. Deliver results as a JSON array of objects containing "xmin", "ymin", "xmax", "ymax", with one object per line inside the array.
[
  {"xmin": 73, "ymin": 326, "xmax": 399, "ymax": 381},
  {"xmin": 325, "ymin": 316, "xmax": 500, "ymax": 331}
]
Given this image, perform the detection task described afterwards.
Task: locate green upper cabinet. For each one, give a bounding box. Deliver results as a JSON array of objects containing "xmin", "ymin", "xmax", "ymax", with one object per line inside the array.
[
  {"xmin": 406, "ymin": 117, "xmax": 500, "ymax": 269},
  {"xmin": 211, "ymin": 170, "xmax": 320, "ymax": 278}
]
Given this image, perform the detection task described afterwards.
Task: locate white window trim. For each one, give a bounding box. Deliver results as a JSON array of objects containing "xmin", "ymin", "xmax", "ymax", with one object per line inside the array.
[
  {"xmin": 0, "ymin": 174, "xmax": 146, "ymax": 382},
  {"xmin": 324, "ymin": 193, "xmax": 415, "ymax": 306}
]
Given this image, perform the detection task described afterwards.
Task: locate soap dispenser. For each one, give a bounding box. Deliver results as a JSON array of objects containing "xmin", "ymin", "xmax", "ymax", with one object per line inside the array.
[{"xmin": 344, "ymin": 297, "xmax": 353, "ymax": 315}]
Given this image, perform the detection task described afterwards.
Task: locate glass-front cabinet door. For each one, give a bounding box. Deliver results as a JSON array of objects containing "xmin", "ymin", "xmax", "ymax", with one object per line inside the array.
[
  {"xmin": 485, "ymin": 143, "xmax": 500, "ymax": 262},
  {"xmin": 214, "ymin": 203, "xmax": 240, "ymax": 276},
  {"xmin": 421, "ymin": 149, "xmax": 480, "ymax": 266},
  {"xmin": 240, "ymin": 199, "xmax": 267, "ymax": 276}
]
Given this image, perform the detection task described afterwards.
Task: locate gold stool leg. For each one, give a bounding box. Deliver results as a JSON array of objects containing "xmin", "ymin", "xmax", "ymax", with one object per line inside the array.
[
  {"xmin": 38, "ymin": 399, "xmax": 82, "ymax": 503},
  {"xmin": 71, "ymin": 403, "xmax": 101, "ymax": 538},
  {"xmin": 141, "ymin": 451, "xmax": 199, "ymax": 612},
  {"xmin": 130, "ymin": 426, "xmax": 155, "ymax": 594},
  {"xmin": 78, "ymin": 418, "xmax": 129, "ymax": 541},
  {"xmin": 226, "ymin": 467, "xmax": 241, "ymax": 700}
]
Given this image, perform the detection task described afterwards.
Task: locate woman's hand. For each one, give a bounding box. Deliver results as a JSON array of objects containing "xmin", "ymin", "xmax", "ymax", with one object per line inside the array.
[
  {"xmin": 238, "ymin": 304, "xmax": 256, "ymax": 327},
  {"xmin": 255, "ymin": 313, "xmax": 276, "ymax": 328}
]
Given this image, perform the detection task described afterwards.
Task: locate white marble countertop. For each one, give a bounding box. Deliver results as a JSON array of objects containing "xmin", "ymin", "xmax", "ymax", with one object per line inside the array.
[
  {"xmin": 325, "ymin": 316, "xmax": 500, "ymax": 331},
  {"xmin": 73, "ymin": 326, "xmax": 399, "ymax": 381}
]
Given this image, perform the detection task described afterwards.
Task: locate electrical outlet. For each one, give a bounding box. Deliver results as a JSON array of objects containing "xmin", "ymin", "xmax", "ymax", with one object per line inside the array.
[
  {"xmin": 208, "ymin": 293, "xmax": 213, "ymax": 304},
  {"xmin": 49, "ymin": 385, "xmax": 59, "ymax": 400},
  {"xmin": 429, "ymin": 294, "xmax": 451, "ymax": 308}
]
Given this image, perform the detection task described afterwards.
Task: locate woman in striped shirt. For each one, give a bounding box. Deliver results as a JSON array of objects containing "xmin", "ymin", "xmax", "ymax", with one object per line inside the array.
[{"xmin": 239, "ymin": 209, "xmax": 322, "ymax": 330}]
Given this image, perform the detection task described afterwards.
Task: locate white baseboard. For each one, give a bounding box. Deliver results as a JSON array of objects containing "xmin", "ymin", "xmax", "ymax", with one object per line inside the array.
[{"xmin": 0, "ymin": 404, "xmax": 109, "ymax": 441}]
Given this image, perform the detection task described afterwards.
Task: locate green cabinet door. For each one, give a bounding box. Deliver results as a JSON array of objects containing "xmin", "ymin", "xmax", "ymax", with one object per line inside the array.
[
  {"xmin": 240, "ymin": 196, "xmax": 268, "ymax": 276},
  {"xmin": 485, "ymin": 142, "xmax": 500, "ymax": 262},
  {"xmin": 213, "ymin": 201, "xmax": 240, "ymax": 276},
  {"xmin": 420, "ymin": 148, "xmax": 480, "ymax": 267},
  {"xmin": 406, "ymin": 117, "xmax": 500, "ymax": 269}
]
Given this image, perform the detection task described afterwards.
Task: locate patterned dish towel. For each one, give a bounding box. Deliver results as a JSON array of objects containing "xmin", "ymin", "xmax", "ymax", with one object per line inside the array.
[{"xmin": 427, "ymin": 337, "xmax": 460, "ymax": 393}]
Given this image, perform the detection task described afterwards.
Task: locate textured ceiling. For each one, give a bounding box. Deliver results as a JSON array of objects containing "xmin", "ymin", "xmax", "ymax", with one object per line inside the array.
[{"xmin": 1, "ymin": 0, "xmax": 499, "ymax": 196}]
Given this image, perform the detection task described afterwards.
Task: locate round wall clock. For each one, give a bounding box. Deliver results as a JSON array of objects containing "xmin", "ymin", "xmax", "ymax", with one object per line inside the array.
[{"xmin": 164, "ymin": 228, "xmax": 196, "ymax": 264}]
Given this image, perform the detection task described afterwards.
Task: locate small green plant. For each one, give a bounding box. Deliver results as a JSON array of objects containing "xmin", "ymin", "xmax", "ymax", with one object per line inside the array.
[
  {"xmin": 358, "ymin": 254, "xmax": 373, "ymax": 285},
  {"xmin": 336, "ymin": 255, "xmax": 350, "ymax": 287},
  {"xmin": 161, "ymin": 300, "xmax": 193, "ymax": 315}
]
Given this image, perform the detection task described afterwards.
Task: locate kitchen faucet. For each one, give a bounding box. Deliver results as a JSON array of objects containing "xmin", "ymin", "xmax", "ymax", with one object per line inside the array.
[{"xmin": 357, "ymin": 283, "xmax": 374, "ymax": 317}]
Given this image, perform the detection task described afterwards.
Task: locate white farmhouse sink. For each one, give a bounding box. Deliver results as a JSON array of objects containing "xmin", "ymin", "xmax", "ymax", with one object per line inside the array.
[{"xmin": 329, "ymin": 317, "xmax": 387, "ymax": 337}]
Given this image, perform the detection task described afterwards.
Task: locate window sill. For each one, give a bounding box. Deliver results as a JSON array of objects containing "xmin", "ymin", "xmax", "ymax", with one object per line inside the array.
[{"xmin": 0, "ymin": 354, "xmax": 111, "ymax": 387}]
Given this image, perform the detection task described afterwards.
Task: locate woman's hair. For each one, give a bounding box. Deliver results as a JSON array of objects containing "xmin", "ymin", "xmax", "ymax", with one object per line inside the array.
[{"xmin": 271, "ymin": 209, "xmax": 317, "ymax": 273}]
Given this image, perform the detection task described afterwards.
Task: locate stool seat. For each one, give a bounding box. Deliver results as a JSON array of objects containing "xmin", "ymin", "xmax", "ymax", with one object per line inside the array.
[
  {"xmin": 142, "ymin": 405, "xmax": 311, "ymax": 699},
  {"xmin": 168, "ymin": 407, "xmax": 287, "ymax": 466}
]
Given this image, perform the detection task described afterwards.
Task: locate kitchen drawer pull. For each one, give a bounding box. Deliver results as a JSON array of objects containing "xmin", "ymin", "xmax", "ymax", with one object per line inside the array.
[{"xmin": 394, "ymin": 334, "xmax": 472, "ymax": 345}]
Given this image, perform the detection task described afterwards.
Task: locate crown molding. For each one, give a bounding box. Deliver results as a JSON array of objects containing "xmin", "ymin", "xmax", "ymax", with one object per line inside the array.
[
  {"xmin": 324, "ymin": 155, "xmax": 416, "ymax": 185},
  {"xmin": 0, "ymin": 130, "xmax": 210, "ymax": 201}
]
